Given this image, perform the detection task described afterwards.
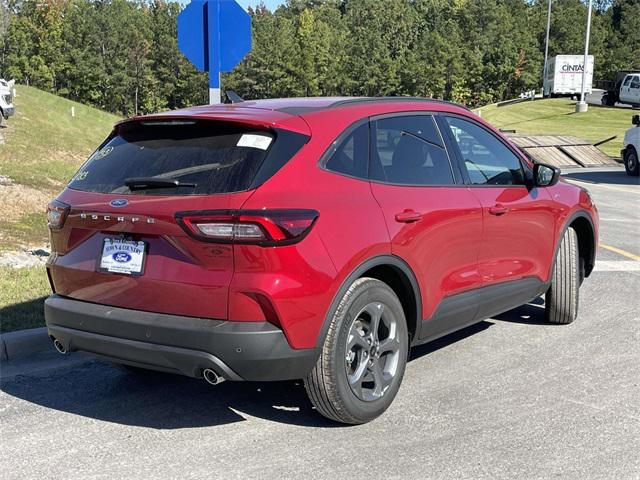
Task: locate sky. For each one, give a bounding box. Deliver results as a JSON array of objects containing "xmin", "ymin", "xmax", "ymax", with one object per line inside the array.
[
  {"xmin": 178, "ymin": 1, "xmax": 284, "ymax": 10},
  {"xmin": 237, "ymin": 0, "xmax": 283, "ymax": 10}
]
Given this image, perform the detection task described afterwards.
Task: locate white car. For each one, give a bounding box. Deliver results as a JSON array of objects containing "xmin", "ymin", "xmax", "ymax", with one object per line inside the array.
[
  {"xmin": 622, "ymin": 114, "xmax": 640, "ymax": 176},
  {"xmin": 0, "ymin": 79, "xmax": 15, "ymax": 125}
]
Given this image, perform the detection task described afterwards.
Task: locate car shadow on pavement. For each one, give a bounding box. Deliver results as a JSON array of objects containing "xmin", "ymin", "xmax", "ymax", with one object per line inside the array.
[
  {"xmin": 493, "ymin": 296, "xmax": 553, "ymax": 326},
  {"xmin": 1, "ymin": 299, "xmax": 552, "ymax": 429},
  {"xmin": 563, "ymin": 169, "xmax": 640, "ymax": 186}
]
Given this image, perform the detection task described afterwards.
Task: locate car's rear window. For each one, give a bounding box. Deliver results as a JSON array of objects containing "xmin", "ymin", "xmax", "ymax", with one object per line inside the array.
[{"xmin": 68, "ymin": 120, "xmax": 308, "ymax": 195}]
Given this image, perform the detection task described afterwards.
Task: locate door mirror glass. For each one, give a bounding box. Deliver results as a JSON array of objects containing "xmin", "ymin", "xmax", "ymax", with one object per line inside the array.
[
  {"xmin": 534, "ymin": 163, "xmax": 560, "ymax": 187},
  {"xmin": 632, "ymin": 115, "xmax": 640, "ymax": 126}
]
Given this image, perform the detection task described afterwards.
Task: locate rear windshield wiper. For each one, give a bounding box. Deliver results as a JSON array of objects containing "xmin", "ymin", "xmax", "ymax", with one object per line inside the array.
[{"xmin": 124, "ymin": 177, "xmax": 197, "ymax": 190}]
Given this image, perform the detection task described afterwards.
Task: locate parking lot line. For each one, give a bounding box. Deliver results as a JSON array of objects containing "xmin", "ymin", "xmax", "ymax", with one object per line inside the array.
[
  {"xmin": 593, "ymin": 260, "xmax": 640, "ymax": 272},
  {"xmin": 599, "ymin": 243, "xmax": 640, "ymax": 262},
  {"xmin": 564, "ymin": 179, "xmax": 640, "ymax": 195}
]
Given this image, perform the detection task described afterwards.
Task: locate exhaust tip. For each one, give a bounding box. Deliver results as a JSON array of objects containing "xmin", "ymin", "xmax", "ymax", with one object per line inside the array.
[
  {"xmin": 203, "ymin": 368, "xmax": 224, "ymax": 385},
  {"xmin": 52, "ymin": 338, "xmax": 68, "ymax": 355}
]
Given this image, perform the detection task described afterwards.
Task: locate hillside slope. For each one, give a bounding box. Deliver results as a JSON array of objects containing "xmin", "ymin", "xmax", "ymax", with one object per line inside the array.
[
  {"xmin": 0, "ymin": 86, "xmax": 119, "ymax": 332},
  {"xmin": 0, "ymin": 85, "xmax": 119, "ymax": 249},
  {"xmin": 478, "ymin": 99, "xmax": 633, "ymax": 158}
]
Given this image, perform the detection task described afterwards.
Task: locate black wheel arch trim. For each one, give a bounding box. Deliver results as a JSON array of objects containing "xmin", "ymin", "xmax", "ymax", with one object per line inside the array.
[
  {"xmin": 315, "ymin": 254, "xmax": 422, "ymax": 349},
  {"xmin": 553, "ymin": 209, "xmax": 597, "ymax": 279}
]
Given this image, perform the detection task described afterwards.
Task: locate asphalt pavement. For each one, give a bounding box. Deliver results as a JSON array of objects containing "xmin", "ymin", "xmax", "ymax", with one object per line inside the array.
[{"xmin": 1, "ymin": 166, "xmax": 639, "ymax": 480}]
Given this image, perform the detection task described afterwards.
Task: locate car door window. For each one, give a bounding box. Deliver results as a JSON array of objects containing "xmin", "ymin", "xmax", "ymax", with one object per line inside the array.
[
  {"xmin": 623, "ymin": 76, "xmax": 632, "ymax": 87},
  {"xmin": 443, "ymin": 116, "xmax": 525, "ymax": 186},
  {"xmin": 324, "ymin": 122, "xmax": 369, "ymax": 179},
  {"xmin": 631, "ymin": 76, "xmax": 640, "ymax": 89},
  {"xmin": 370, "ymin": 115, "xmax": 454, "ymax": 185}
]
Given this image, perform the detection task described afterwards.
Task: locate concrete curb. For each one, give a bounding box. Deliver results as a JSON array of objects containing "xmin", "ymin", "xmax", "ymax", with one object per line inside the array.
[{"xmin": 0, "ymin": 327, "xmax": 52, "ymax": 362}]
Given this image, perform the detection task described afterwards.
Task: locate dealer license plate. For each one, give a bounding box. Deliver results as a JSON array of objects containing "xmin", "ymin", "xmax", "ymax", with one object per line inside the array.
[{"xmin": 99, "ymin": 238, "xmax": 146, "ymax": 275}]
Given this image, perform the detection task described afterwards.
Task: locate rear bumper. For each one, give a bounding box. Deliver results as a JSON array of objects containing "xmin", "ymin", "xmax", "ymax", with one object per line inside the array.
[{"xmin": 44, "ymin": 295, "xmax": 319, "ymax": 381}]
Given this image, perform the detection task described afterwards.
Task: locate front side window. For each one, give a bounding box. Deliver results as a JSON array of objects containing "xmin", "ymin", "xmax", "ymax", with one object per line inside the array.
[
  {"xmin": 623, "ymin": 76, "xmax": 632, "ymax": 86},
  {"xmin": 370, "ymin": 115, "xmax": 454, "ymax": 185},
  {"xmin": 443, "ymin": 117, "xmax": 525, "ymax": 186}
]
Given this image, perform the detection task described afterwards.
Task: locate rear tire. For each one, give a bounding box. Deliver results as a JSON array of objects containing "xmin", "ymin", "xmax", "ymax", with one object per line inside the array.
[
  {"xmin": 304, "ymin": 278, "xmax": 408, "ymax": 424},
  {"xmin": 545, "ymin": 227, "xmax": 580, "ymax": 324},
  {"xmin": 601, "ymin": 93, "xmax": 615, "ymax": 107},
  {"xmin": 624, "ymin": 147, "xmax": 639, "ymax": 176}
]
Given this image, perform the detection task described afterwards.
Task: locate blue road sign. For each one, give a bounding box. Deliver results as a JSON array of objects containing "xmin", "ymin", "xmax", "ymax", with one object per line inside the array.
[{"xmin": 178, "ymin": 0, "xmax": 251, "ymax": 103}]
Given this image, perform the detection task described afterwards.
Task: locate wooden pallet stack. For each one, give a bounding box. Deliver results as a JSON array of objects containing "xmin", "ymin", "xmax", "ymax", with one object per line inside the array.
[{"xmin": 504, "ymin": 134, "xmax": 617, "ymax": 167}]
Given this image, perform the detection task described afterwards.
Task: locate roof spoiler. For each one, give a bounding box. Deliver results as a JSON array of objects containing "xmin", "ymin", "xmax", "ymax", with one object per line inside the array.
[{"xmin": 225, "ymin": 90, "xmax": 245, "ymax": 104}]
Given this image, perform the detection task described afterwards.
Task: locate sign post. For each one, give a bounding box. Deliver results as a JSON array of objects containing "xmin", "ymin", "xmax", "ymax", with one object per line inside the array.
[
  {"xmin": 177, "ymin": 0, "xmax": 252, "ymax": 104},
  {"xmin": 576, "ymin": 0, "xmax": 593, "ymax": 113}
]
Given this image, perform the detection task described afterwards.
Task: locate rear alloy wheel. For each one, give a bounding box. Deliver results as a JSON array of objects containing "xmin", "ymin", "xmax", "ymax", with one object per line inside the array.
[
  {"xmin": 624, "ymin": 147, "xmax": 639, "ymax": 176},
  {"xmin": 545, "ymin": 227, "xmax": 580, "ymax": 324},
  {"xmin": 304, "ymin": 278, "xmax": 408, "ymax": 424}
]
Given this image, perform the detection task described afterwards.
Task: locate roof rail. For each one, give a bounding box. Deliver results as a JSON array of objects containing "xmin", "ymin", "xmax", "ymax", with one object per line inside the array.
[{"xmin": 328, "ymin": 96, "xmax": 470, "ymax": 111}]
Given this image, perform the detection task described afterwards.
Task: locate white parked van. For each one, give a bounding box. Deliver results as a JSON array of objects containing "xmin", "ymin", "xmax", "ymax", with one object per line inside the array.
[{"xmin": 544, "ymin": 55, "xmax": 594, "ymax": 97}]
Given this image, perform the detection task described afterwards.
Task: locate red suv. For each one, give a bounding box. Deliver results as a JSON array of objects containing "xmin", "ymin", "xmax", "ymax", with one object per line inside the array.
[{"xmin": 45, "ymin": 97, "xmax": 598, "ymax": 424}]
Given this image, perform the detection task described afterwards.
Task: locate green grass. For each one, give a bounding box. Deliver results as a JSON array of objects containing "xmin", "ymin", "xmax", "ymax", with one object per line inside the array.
[
  {"xmin": 0, "ymin": 213, "xmax": 50, "ymax": 249},
  {"xmin": 0, "ymin": 267, "xmax": 49, "ymax": 333},
  {"xmin": 477, "ymin": 99, "xmax": 634, "ymax": 157},
  {"xmin": 0, "ymin": 85, "xmax": 119, "ymax": 189}
]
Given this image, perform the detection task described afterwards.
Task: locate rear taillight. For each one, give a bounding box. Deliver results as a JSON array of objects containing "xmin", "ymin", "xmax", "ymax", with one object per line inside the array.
[
  {"xmin": 176, "ymin": 209, "xmax": 319, "ymax": 246},
  {"xmin": 46, "ymin": 200, "xmax": 70, "ymax": 230}
]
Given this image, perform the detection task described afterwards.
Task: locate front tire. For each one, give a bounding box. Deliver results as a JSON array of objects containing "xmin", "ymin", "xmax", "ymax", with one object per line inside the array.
[
  {"xmin": 304, "ymin": 278, "xmax": 408, "ymax": 424},
  {"xmin": 624, "ymin": 147, "xmax": 639, "ymax": 176},
  {"xmin": 545, "ymin": 227, "xmax": 580, "ymax": 324}
]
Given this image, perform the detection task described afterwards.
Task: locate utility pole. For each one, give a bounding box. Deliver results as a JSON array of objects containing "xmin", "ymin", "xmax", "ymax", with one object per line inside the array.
[
  {"xmin": 576, "ymin": 0, "xmax": 593, "ymax": 113},
  {"xmin": 542, "ymin": 0, "xmax": 552, "ymax": 96}
]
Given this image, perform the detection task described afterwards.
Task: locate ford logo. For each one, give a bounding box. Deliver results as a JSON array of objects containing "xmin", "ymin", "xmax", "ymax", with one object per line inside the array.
[
  {"xmin": 109, "ymin": 199, "xmax": 128, "ymax": 207},
  {"xmin": 112, "ymin": 252, "xmax": 132, "ymax": 263}
]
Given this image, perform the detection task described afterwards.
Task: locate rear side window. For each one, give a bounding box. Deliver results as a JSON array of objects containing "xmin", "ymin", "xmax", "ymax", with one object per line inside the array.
[
  {"xmin": 370, "ymin": 115, "xmax": 454, "ymax": 185},
  {"xmin": 324, "ymin": 122, "xmax": 369, "ymax": 179},
  {"xmin": 68, "ymin": 120, "xmax": 308, "ymax": 195}
]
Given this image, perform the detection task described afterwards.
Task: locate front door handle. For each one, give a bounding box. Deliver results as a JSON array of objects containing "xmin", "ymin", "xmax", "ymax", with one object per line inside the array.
[
  {"xmin": 488, "ymin": 204, "xmax": 508, "ymax": 216},
  {"xmin": 395, "ymin": 210, "xmax": 423, "ymax": 223}
]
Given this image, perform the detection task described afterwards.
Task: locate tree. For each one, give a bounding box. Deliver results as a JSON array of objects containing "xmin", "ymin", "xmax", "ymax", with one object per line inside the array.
[{"xmin": 0, "ymin": 0, "xmax": 636, "ymax": 112}]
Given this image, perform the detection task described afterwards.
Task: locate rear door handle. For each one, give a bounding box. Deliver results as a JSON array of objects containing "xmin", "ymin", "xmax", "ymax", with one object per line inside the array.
[
  {"xmin": 488, "ymin": 204, "xmax": 508, "ymax": 216},
  {"xmin": 395, "ymin": 210, "xmax": 423, "ymax": 223}
]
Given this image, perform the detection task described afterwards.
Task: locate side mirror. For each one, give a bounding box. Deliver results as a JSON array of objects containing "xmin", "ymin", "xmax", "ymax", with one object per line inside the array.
[
  {"xmin": 534, "ymin": 163, "xmax": 561, "ymax": 187},
  {"xmin": 633, "ymin": 115, "xmax": 640, "ymax": 126}
]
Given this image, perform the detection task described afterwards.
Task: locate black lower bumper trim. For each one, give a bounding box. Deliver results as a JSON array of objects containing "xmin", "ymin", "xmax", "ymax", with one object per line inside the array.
[{"xmin": 44, "ymin": 295, "xmax": 319, "ymax": 381}]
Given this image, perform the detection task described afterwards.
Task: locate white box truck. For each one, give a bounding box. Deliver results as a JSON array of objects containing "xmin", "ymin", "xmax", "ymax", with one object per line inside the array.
[{"xmin": 544, "ymin": 55, "xmax": 594, "ymax": 97}]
